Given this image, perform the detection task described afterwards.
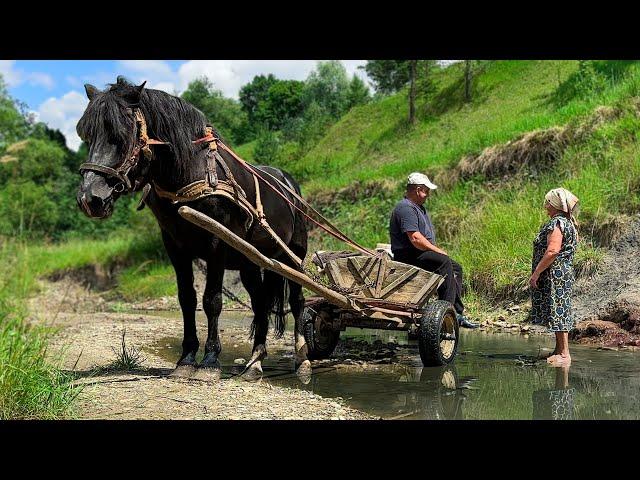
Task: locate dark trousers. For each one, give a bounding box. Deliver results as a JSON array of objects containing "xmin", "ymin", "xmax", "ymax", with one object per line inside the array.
[{"xmin": 394, "ymin": 249, "xmax": 465, "ymax": 315}]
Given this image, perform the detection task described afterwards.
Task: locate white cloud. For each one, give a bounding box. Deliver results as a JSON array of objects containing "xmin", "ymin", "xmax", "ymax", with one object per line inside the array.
[
  {"xmin": 38, "ymin": 91, "xmax": 88, "ymax": 151},
  {"xmin": 118, "ymin": 60, "xmax": 173, "ymax": 77},
  {"xmin": 0, "ymin": 60, "xmax": 21, "ymax": 86},
  {"xmin": 66, "ymin": 76, "xmax": 82, "ymax": 88},
  {"xmin": 174, "ymin": 60, "xmax": 368, "ymax": 99},
  {"xmin": 0, "ymin": 61, "xmax": 54, "ymax": 90},
  {"xmin": 31, "ymin": 61, "xmax": 371, "ymax": 152},
  {"xmin": 26, "ymin": 72, "xmax": 54, "ymax": 89},
  {"xmin": 150, "ymin": 81, "xmax": 178, "ymax": 95},
  {"xmin": 76, "ymin": 60, "xmax": 369, "ymax": 100}
]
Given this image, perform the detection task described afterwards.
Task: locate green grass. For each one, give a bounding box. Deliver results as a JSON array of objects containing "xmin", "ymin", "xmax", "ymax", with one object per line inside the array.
[
  {"xmin": 234, "ymin": 140, "xmax": 256, "ymax": 162},
  {"xmin": 0, "ymin": 239, "xmax": 81, "ymax": 418},
  {"xmin": 17, "ymin": 60, "xmax": 640, "ymax": 318},
  {"xmin": 99, "ymin": 329, "xmax": 145, "ymax": 372},
  {"xmin": 238, "ymin": 60, "xmax": 640, "ymax": 307}
]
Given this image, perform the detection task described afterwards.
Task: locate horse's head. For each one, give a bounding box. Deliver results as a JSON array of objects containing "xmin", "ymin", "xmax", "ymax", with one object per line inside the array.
[{"xmin": 76, "ymin": 76, "xmax": 154, "ymax": 219}]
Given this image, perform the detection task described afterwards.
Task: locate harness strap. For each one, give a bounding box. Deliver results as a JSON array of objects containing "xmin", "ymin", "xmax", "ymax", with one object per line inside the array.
[
  {"xmin": 254, "ymin": 174, "xmax": 264, "ymax": 218},
  {"xmin": 153, "ymin": 180, "xmax": 256, "ymax": 230},
  {"xmin": 249, "ymin": 172, "xmax": 302, "ymax": 266},
  {"xmin": 214, "ymin": 150, "xmax": 246, "ymax": 199},
  {"xmin": 216, "ymin": 140, "xmax": 376, "ymax": 257},
  {"xmin": 79, "ymin": 162, "xmax": 132, "ymax": 190}
]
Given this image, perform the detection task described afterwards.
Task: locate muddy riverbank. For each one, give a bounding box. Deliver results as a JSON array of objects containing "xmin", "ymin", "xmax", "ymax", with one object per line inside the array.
[
  {"xmin": 28, "ymin": 277, "xmax": 373, "ymax": 420},
  {"xmin": 29, "ymin": 258, "xmax": 640, "ymax": 420}
]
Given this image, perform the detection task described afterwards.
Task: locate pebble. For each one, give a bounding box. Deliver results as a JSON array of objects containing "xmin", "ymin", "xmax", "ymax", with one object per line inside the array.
[{"xmin": 234, "ymin": 358, "xmax": 246, "ymax": 365}]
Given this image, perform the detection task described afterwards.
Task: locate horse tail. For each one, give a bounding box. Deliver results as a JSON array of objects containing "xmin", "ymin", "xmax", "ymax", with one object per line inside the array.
[{"xmin": 261, "ymin": 270, "xmax": 289, "ymax": 338}]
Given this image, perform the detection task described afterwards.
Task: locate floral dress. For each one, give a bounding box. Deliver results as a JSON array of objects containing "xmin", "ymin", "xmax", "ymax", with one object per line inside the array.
[{"xmin": 531, "ymin": 215, "xmax": 578, "ymax": 331}]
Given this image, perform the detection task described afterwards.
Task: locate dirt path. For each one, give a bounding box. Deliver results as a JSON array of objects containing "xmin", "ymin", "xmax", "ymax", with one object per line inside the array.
[{"xmin": 29, "ymin": 278, "xmax": 374, "ymax": 420}]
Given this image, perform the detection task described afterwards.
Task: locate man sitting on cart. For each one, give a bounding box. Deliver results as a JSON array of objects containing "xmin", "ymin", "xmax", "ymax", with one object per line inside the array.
[{"xmin": 389, "ymin": 172, "xmax": 478, "ymax": 329}]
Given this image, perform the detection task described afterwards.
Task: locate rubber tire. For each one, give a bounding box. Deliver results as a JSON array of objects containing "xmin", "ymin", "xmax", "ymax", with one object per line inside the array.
[
  {"xmin": 302, "ymin": 305, "xmax": 340, "ymax": 360},
  {"xmin": 418, "ymin": 300, "xmax": 459, "ymax": 367}
]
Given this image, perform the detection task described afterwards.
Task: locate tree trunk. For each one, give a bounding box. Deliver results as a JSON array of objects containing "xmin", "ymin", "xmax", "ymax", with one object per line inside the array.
[
  {"xmin": 464, "ymin": 60, "xmax": 472, "ymax": 103},
  {"xmin": 409, "ymin": 60, "xmax": 417, "ymax": 124}
]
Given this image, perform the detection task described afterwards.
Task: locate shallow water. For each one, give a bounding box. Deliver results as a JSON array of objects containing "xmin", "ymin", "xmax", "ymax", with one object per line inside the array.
[{"xmin": 143, "ymin": 311, "xmax": 640, "ymax": 420}]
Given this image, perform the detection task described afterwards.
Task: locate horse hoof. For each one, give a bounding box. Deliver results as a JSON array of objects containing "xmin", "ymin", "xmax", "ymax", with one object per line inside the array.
[
  {"xmin": 241, "ymin": 365, "xmax": 263, "ymax": 382},
  {"xmin": 192, "ymin": 367, "xmax": 221, "ymax": 383},
  {"xmin": 296, "ymin": 360, "xmax": 312, "ymax": 384},
  {"xmin": 169, "ymin": 364, "xmax": 196, "ymax": 379}
]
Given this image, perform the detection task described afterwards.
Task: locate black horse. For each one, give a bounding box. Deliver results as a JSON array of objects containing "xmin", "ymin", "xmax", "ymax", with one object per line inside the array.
[{"xmin": 76, "ymin": 76, "xmax": 311, "ymax": 380}]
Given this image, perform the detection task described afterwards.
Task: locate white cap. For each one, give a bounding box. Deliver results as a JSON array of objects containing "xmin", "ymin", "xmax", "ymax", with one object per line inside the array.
[{"xmin": 407, "ymin": 172, "xmax": 438, "ymax": 190}]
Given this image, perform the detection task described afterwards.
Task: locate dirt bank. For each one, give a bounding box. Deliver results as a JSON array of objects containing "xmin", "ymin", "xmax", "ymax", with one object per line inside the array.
[
  {"xmin": 572, "ymin": 215, "xmax": 640, "ymax": 347},
  {"xmin": 29, "ymin": 278, "xmax": 373, "ymax": 420}
]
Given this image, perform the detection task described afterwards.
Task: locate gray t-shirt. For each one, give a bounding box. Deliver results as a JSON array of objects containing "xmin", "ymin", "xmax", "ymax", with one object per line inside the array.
[{"xmin": 389, "ymin": 198, "xmax": 436, "ymax": 252}]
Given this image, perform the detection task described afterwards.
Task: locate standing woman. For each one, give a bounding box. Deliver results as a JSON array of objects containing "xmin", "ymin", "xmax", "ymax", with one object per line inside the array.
[{"xmin": 530, "ymin": 188, "xmax": 580, "ymax": 366}]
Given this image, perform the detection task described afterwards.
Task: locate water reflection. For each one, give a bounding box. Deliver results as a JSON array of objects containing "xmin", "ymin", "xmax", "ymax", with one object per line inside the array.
[
  {"xmin": 275, "ymin": 364, "xmax": 479, "ymax": 420},
  {"xmin": 143, "ymin": 312, "xmax": 640, "ymax": 420},
  {"xmin": 532, "ymin": 366, "xmax": 575, "ymax": 420}
]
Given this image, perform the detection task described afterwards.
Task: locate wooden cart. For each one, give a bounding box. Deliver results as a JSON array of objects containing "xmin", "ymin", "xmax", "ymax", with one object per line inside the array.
[{"xmin": 179, "ymin": 206, "xmax": 459, "ymax": 366}]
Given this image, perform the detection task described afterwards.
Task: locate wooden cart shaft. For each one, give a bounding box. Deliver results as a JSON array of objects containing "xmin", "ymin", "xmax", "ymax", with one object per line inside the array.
[{"xmin": 178, "ymin": 206, "xmax": 353, "ymax": 309}]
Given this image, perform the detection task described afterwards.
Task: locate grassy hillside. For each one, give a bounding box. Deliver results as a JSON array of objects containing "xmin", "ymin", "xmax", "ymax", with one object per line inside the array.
[
  {"xmin": 21, "ymin": 60, "xmax": 640, "ymax": 312},
  {"xmin": 240, "ymin": 60, "xmax": 640, "ymax": 308}
]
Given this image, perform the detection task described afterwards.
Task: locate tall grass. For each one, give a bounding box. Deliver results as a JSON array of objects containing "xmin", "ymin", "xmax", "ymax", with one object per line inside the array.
[
  {"xmin": 261, "ymin": 60, "xmax": 640, "ymax": 307},
  {"xmin": 0, "ymin": 239, "xmax": 80, "ymax": 418}
]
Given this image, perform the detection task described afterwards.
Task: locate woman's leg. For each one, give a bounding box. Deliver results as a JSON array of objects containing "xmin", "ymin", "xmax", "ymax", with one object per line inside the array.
[{"xmin": 547, "ymin": 332, "xmax": 571, "ymax": 365}]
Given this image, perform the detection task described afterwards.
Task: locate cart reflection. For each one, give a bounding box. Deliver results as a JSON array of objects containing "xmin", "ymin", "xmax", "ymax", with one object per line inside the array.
[{"xmin": 295, "ymin": 364, "xmax": 478, "ymax": 420}]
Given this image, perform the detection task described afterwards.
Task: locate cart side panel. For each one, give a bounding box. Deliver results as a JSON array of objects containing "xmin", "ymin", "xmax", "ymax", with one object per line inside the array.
[{"xmin": 324, "ymin": 255, "xmax": 443, "ymax": 305}]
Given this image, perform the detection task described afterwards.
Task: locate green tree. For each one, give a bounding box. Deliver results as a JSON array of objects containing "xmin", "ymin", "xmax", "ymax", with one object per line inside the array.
[
  {"xmin": 365, "ymin": 60, "xmax": 437, "ymax": 124},
  {"xmin": 0, "ymin": 138, "xmax": 66, "ymax": 186},
  {"xmin": 297, "ymin": 101, "xmax": 333, "ymax": 151},
  {"xmin": 181, "ymin": 77, "xmax": 248, "ymax": 145},
  {"xmin": 239, "ymin": 74, "xmax": 278, "ymax": 126},
  {"xmin": 363, "ymin": 60, "xmax": 411, "ymax": 95},
  {"xmin": 259, "ymin": 80, "xmax": 305, "ymax": 130},
  {"xmin": 346, "ymin": 75, "xmax": 371, "ymax": 110},
  {"xmin": 0, "ymin": 75, "xmax": 29, "ymax": 152},
  {"xmin": 302, "ymin": 61, "xmax": 351, "ymax": 119},
  {"xmin": 253, "ymin": 128, "xmax": 282, "ymax": 165},
  {"xmin": 0, "ymin": 181, "xmax": 60, "ymax": 238}
]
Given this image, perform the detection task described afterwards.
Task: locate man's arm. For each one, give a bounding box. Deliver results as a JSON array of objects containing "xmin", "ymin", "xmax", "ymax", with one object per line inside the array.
[{"xmin": 406, "ymin": 231, "xmax": 448, "ymax": 256}]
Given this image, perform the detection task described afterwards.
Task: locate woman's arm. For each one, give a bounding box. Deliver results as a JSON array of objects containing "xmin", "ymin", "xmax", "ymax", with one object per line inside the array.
[{"xmin": 530, "ymin": 226, "xmax": 563, "ymax": 288}]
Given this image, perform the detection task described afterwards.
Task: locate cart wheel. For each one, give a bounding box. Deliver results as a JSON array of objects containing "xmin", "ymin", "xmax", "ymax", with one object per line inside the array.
[
  {"xmin": 302, "ymin": 305, "xmax": 340, "ymax": 360},
  {"xmin": 418, "ymin": 300, "xmax": 459, "ymax": 366}
]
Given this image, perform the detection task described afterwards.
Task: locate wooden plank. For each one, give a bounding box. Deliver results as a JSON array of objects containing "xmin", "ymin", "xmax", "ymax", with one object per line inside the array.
[
  {"xmin": 374, "ymin": 254, "xmax": 388, "ymax": 297},
  {"xmin": 348, "ymin": 257, "xmax": 376, "ymax": 297},
  {"xmin": 379, "ymin": 267, "xmax": 419, "ymax": 298},
  {"xmin": 409, "ymin": 274, "xmax": 442, "ymax": 307},
  {"xmin": 325, "ymin": 260, "xmax": 347, "ymax": 289},
  {"xmin": 178, "ymin": 206, "xmax": 352, "ymax": 309}
]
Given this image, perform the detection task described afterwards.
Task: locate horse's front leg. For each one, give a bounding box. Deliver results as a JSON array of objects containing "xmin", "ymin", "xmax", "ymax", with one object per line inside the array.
[
  {"xmin": 163, "ymin": 233, "xmax": 199, "ymax": 378},
  {"xmin": 239, "ymin": 264, "xmax": 268, "ymax": 381},
  {"xmin": 192, "ymin": 254, "xmax": 225, "ymax": 382}
]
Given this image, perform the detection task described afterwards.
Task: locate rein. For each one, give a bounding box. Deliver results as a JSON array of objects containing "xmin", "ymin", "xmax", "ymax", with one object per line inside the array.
[
  {"xmin": 80, "ymin": 106, "xmax": 376, "ymax": 262},
  {"xmin": 216, "ymin": 141, "xmax": 376, "ymax": 258}
]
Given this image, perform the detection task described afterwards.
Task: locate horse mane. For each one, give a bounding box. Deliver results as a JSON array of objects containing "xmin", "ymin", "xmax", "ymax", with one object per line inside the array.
[{"xmin": 77, "ymin": 77, "xmax": 223, "ymax": 177}]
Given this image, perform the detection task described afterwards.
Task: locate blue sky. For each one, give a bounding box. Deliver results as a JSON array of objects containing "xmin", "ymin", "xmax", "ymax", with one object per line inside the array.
[{"xmin": 1, "ymin": 60, "xmax": 369, "ymax": 151}]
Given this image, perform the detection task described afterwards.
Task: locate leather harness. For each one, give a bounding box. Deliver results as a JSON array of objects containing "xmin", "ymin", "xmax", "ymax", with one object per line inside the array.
[{"xmin": 79, "ymin": 107, "xmax": 303, "ymax": 266}]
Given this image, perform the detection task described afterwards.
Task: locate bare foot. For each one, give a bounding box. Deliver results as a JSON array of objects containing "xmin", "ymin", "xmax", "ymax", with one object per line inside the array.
[
  {"xmin": 539, "ymin": 349, "xmax": 559, "ymax": 360},
  {"xmin": 546, "ymin": 354, "xmax": 571, "ymax": 366}
]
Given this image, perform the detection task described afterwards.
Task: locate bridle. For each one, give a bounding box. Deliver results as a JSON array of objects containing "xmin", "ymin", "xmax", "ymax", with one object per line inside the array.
[
  {"xmin": 78, "ymin": 107, "xmax": 180, "ymax": 193},
  {"xmin": 78, "ymin": 102, "xmax": 375, "ymax": 261}
]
